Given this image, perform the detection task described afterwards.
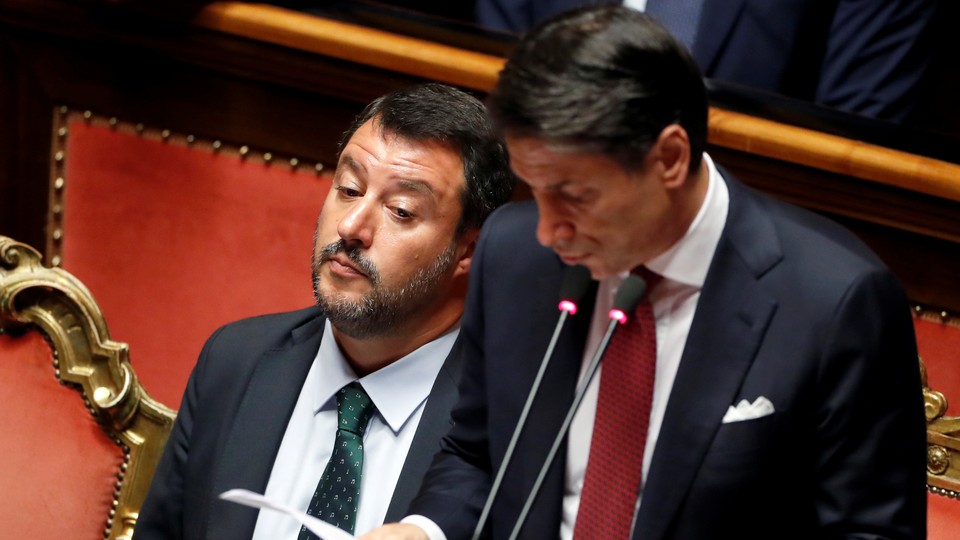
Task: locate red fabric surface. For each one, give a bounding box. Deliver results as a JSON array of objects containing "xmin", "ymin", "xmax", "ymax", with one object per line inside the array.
[
  {"xmin": 915, "ymin": 317, "xmax": 960, "ymax": 416},
  {"xmin": 62, "ymin": 122, "xmax": 332, "ymax": 408},
  {"xmin": 928, "ymin": 491, "xmax": 960, "ymax": 540},
  {"xmin": 0, "ymin": 331, "xmax": 123, "ymax": 540}
]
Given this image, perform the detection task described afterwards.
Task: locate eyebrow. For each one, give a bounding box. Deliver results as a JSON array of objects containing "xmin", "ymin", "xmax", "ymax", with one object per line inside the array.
[
  {"xmin": 396, "ymin": 178, "xmax": 438, "ymax": 201},
  {"xmin": 338, "ymin": 155, "xmax": 365, "ymax": 177},
  {"xmin": 338, "ymin": 154, "xmax": 439, "ymax": 201}
]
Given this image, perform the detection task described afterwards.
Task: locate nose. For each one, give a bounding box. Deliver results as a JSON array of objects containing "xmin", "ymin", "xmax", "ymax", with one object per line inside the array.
[
  {"xmin": 337, "ymin": 198, "xmax": 376, "ymax": 248},
  {"xmin": 535, "ymin": 199, "xmax": 575, "ymax": 248}
]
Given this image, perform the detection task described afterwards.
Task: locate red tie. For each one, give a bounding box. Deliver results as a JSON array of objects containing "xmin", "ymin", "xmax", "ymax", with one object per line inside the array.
[{"xmin": 574, "ymin": 268, "xmax": 660, "ymax": 539}]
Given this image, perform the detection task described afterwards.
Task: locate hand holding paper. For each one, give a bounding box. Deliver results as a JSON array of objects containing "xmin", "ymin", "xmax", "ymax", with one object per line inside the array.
[{"xmin": 219, "ymin": 489, "xmax": 356, "ymax": 540}]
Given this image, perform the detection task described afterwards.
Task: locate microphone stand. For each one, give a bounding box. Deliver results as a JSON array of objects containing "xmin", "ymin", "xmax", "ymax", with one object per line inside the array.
[
  {"xmin": 507, "ymin": 274, "xmax": 646, "ymax": 540},
  {"xmin": 470, "ymin": 265, "xmax": 591, "ymax": 540}
]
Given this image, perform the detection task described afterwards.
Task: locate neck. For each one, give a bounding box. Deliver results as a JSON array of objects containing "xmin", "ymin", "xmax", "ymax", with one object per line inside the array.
[{"xmin": 331, "ymin": 298, "xmax": 464, "ymax": 376}]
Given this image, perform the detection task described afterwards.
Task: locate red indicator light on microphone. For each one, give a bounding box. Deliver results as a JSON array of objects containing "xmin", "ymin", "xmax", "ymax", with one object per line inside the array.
[
  {"xmin": 609, "ymin": 309, "xmax": 628, "ymax": 324},
  {"xmin": 558, "ymin": 300, "xmax": 578, "ymax": 315}
]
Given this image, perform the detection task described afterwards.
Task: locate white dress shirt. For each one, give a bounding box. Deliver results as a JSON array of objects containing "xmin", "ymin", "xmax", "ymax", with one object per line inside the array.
[{"xmin": 252, "ymin": 319, "xmax": 457, "ymax": 539}]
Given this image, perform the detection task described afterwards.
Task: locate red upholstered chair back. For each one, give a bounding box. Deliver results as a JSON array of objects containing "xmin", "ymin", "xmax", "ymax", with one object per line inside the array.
[
  {"xmin": 917, "ymin": 312, "xmax": 960, "ymax": 539},
  {"xmin": 52, "ymin": 114, "xmax": 333, "ymax": 408},
  {"xmin": 0, "ymin": 236, "xmax": 175, "ymax": 540}
]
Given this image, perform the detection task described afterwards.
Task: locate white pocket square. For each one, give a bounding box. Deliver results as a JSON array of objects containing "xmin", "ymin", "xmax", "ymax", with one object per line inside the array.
[{"xmin": 722, "ymin": 396, "xmax": 775, "ymax": 424}]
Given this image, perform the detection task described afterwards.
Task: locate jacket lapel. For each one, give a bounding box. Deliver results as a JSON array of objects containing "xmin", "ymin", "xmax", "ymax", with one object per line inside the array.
[
  {"xmin": 206, "ymin": 317, "xmax": 324, "ymax": 540},
  {"xmin": 633, "ymin": 176, "xmax": 781, "ymax": 540},
  {"xmin": 384, "ymin": 337, "xmax": 466, "ymax": 521},
  {"xmin": 513, "ymin": 262, "xmax": 597, "ymax": 539}
]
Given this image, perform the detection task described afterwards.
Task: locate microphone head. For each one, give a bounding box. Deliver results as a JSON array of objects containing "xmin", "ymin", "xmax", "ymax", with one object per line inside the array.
[
  {"xmin": 557, "ymin": 265, "xmax": 592, "ymax": 315},
  {"xmin": 608, "ymin": 274, "xmax": 646, "ymax": 324}
]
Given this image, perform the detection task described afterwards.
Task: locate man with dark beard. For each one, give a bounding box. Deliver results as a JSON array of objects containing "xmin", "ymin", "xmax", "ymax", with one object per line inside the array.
[{"xmin": 135, "ymin": 83, "xmax": 514, "ymax": 540}]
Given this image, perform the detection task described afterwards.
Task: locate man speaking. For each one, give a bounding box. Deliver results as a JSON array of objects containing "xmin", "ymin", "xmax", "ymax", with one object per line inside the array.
[{"xmin": 364, "ymin": 6, "xmax": 926, "ymax": 540}]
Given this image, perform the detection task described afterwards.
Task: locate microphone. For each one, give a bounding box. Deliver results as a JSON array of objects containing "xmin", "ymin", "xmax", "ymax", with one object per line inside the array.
[
  {"xmin": 508, "ymin": 274, "xmax": 647, "ymax": 540},
  {"xmin": 471, "ymin": 265, "xmax": 592, "ymax": 540}
]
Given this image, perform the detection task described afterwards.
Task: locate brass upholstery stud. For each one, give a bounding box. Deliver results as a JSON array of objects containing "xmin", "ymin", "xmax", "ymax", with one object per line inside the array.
[
  {"xmin": 135, "ymin": 123, "xmax": 144, "ymax": 134},
  {"xmin": 239, "ymin": 145, "xmax": 249, "ymax": 158},
  {"xmin": 161, "ymin": 129, "xmax": 171, "ymax": 140},
  {"xmin": 212, "ymin": 140, "xmax": 222, "ymax": 152},
  {"xmin": 58, "ymin": 127, "xmax": 68, "ymax": 138},
  {"xmin": 54, "ymin": 151, "xmax": 64, "ymax": 163},
  {"xmin": 83, "ymin": 111, "xmax": 92, "ymax": 121},
  {"xmin": 52, "ymin": 229, "xmax": 63, "ymax": 241},
  {"xmin": 54, "ymin": 177, "xmax": 65, "ymax": 190},
  {"xmin": 290, "ymin": 158, "xmax": 299, "ymax": 168},
  {"xmin": 940, "ymin": 311, "xmax": 949, "ymax": 321},
  {"xmin": 263, "ymin": 152, "xmax": 273, "ymax": 163},
  {"xmin": 51, "ymin": 255, "xmax": 62, "ymax": 267},
  {"xmin": 59, "ymin": 105, "xmax": 68, "ymax": 115},
  {"xmin": 52, "ymin": 204, "xmax": 62, "ymax": 215},
  {"xmin": 315, "ymin": 163, "xmax": 324, "ymax": 173},
  {"xmin": 109, "ymin": 117, "xmax": 118, "ymax": 127},
  {"xmin": 186, "ymin": 134, "xmax": 195, "ymax": 145}
]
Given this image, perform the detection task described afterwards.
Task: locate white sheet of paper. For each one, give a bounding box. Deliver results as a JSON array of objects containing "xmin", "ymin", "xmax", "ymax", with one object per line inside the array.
[{"xmin": 218, "ymin": 488, "xmax": 356, "ymax": 540}]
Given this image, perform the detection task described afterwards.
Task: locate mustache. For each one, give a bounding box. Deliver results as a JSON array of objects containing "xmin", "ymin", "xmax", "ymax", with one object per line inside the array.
[{"xmin": 317, "ymin": 239, "xmax": 381, "ymax": 285}]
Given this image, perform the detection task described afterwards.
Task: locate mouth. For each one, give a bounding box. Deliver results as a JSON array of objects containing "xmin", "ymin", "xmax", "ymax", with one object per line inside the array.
[
  {"xmin": 556, "ymin": 251, "xmax": 586, "ymax": 265},
  {"xmin": 327, "ymin": 254, "xmax": 367, "ymax": 277}
]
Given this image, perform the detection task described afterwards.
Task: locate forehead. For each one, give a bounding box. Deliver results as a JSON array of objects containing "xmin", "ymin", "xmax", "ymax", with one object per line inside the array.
[
  {"xmin": 341, "ymin": 121, "xmax": 465, "ymax": 181},
  {"xmin": 504, "ymin": 134, "xmax": 626, "ymax": 188}
]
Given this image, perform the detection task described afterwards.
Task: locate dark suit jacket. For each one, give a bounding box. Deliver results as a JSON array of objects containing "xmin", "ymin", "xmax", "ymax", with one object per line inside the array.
[
  {"xmin": 135, "ymin": 307, "xmax": 463, "ymax": 540},
  {"xmin": 409, "ymin": 173, "xmax": 927, "ymax": 539},
  {"xmin": 475, "ymin": 0, "xmax": 935, "ymax": 121}
]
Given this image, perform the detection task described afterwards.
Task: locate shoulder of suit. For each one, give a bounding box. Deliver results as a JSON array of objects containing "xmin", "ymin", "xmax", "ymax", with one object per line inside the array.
[{"xmin": 205, "ymin": 306, "xmax": 325, "ymax": 352}]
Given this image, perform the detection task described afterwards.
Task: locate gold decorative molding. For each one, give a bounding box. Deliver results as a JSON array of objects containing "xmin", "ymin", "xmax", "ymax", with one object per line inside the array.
[
  {"xmin": 0, "ymin": 235, "xmax": 176, "ymax": 540},
  {"xmin": 922, "ymin": 353, "xmax": 960, "ymax": 495},
  {"xmin": 46, "ymin": 107, "xmax": 333, "ymax": 268}
]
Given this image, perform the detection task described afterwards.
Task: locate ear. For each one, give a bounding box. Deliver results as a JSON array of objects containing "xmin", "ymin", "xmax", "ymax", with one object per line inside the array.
[
  {"xmin": 452, "ymin": 228, "xmax": 480, "ymax": 277},
  {"xmin": 653, "ymin": 124, "xmax": 691, "ymax": 189}
]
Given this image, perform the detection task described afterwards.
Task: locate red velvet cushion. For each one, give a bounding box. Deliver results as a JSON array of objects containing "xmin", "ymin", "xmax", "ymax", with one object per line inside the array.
[
  {"xmin": 915, "ymin": 317, "xmax": 960, "ymax": 415},
  {"xmin": 928, "ymin": 491, "xmax": 960, "ymax": 540},
  {"xmin": 0, "ymin": 331, "xmax": 123, "ymax": 540},
  {"xmin": 62, "ymin": 122, "xmax": 332, "ymax": 407}
]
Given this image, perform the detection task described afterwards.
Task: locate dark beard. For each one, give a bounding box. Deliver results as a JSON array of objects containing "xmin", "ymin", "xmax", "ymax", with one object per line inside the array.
[{"xmin": 312, "ymin": 239, "xmax": 457, "ymax": 339}]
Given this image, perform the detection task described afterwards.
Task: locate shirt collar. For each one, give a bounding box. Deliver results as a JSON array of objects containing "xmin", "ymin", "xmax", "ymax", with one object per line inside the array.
[
  {"xmin": 644, "ymin": 153, "xmax": 729, "ymax": 288},
  {"xmin": 312, "ymin": 319, "xmax": 458, "ymax": 433}
]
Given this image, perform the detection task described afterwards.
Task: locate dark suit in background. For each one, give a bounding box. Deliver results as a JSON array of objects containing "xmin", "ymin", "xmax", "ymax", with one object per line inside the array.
[
  {"xmin": 475, "ymin": 0, "xmax": 936, "ymax": 121},
  {"xmin": 409, "ymin": 172, "xmax": 926, "ymax": 539},
  {"xmin": 135, "ymin": 307, "xmax": 463, "ymax": 540}
]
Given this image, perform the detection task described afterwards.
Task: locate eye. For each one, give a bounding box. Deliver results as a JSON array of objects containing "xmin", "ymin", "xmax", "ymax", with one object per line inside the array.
[
  {"xmin": 391, "ymin": 206, "xmax": 415, "ymax": 220},
  {"xmin": 334, "ymin": 185, "xmax": 362, "ymax": 198},
  {"xmin": 559, "ymin": 187, "xmax": 596, "ymax": 204}
]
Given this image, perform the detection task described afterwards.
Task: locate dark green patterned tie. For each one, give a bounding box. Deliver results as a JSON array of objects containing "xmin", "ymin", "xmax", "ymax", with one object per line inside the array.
[{"xmin": 299, "ymin": 382, "xmax": 375, "ymax": 538}]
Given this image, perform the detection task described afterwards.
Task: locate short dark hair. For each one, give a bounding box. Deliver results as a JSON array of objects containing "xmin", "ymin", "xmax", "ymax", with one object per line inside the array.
[
  {"xmin": 488, "ymin": 6, "xmax": 707, "ymax": 172},
  {"xmin": 339, "ymin": 83, "xmax": 515, "ymax": 235}
]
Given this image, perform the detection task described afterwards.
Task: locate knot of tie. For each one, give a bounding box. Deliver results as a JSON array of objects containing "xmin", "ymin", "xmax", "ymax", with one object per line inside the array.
[
  {"xmin": 632, "ymin": 266, "xmax": 663, "ymax": 298},
  {"xmin": 336, "ymin": 382, "xmax": 375, "ymax": 436}
]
